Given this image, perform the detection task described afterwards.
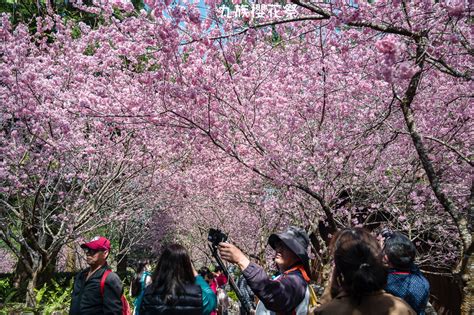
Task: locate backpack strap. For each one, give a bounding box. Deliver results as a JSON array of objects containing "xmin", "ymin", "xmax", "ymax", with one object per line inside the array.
[
  {"xmin": 308, "ymin": 283, "xmax": 318, "ymax": 308},
  {"xmin": 100, "ymin": 269, "xmax": 112, "ymax": 297}
]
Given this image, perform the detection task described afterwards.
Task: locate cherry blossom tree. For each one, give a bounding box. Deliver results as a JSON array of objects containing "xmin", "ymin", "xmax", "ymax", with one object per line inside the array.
[
  {"xmin": 1, "ymin": 0, "xmax": 471, "ymax": 311},
  {"xmin": 0, "ymin": 5, "xmax": 183, "ymax": 305},
  {"xmin": 134, "ymin": 0, "xmax": 472, "ymax": 309}
]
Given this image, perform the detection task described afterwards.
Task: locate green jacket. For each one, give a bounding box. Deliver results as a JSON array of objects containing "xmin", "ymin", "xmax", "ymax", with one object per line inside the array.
[{"xmin": 195, "ymin": 275, "xmax": 217, "ymax": 315}]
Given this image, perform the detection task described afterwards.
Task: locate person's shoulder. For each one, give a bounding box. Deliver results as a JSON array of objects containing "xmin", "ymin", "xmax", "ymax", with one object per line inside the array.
[
  {"xmin": 145, "ymin": 273, "xmax": 153, "ymax": 283},
  {"xmin": 412, "ymin": 272, "xmax": 430, "ymax": 286},
  {"xmin": 104, "ymin": 270, "xmax": 122, "ymax": 284},
  {"xmin": 75, "ymin": 268, "xmax": 88, "ymax": 278},
  {"xmin": 313, "ymin": 296, "xmax": 348, "ymax": 315},
  {"xmin": 105, "ymin": 270, "xmax": 120, "ymax": 278},
  {"xmin": 380, "ymin": 291, "xmax": 405, "ymax": 301},
  {"xmin": 184, "ymin": 281, "xmax": 203, "ymax": 297},
  {"xmin": 284, "ymin": 269, "xmax": 307, "ymax": 284},
  {"xmin": 194, "ymin": 275, "xmax": 206, "ymax": 284},
  {"xmin": 218, "ymin": 273, "xmax": 228, "ymax": 282},
  {"xmin": 411, "ymin": 276, "xmax": 430, "ymax": 293},
  {"xmin": 380, "ymin": 292, "xmax": 416, "ymax": 314}
]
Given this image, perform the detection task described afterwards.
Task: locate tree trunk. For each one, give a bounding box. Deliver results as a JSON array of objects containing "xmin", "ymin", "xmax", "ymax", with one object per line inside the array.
[
  {"xmin": 401, "ymin": 84, "xmax": 473, "ymax": 314},
  {"xmin": 399, "ymin": 41, "xmax": 472, "ymax": 314},
  {"xmin": 12, "ymin": 232, "xmax": 61, "ymax": 306},
  {"xmin": 25, "ymin": 259, "xmax": 41, "ymax": 308},
  {"xmin": 25, "ymin": 272, "xmax": 38, "ymax": 308},
  {"xmin": 65, "ymin": 242, "xmax": 77, "ymax": 272},
  {"xmin": 13, "ymin": 261, "xmax": 29, "ymax": 304},
  {"xmin": 116, "ymin": 252, "xmax": 128, "ymax": 278},
  {"xmin": 23, "ymin": 249, "xmax": 58, "ymax": 308},
  {"xmin": 459, "ymin": 254, "xmax": 473, "ymax": 314},
  {"xmin": 117, "ymin": 229, "xmax": 130, "ymax": 278},
  {"xmin": 308, "ymin": 226, "xmax": 329, "ymax": 283},
  {"xmin": 38, "ymin": 253, "xmax": 58, "ymax": 289},
  {"xmin": 13, "ymin": 244, "xmax": 32, "ymax": 300}
]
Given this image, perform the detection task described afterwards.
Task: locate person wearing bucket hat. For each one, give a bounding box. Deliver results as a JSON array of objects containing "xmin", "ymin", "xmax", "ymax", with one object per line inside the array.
[
  {"xmin": 219, "ymin": 226, "xmax": 311, "ymax": 315},
  {"xmin": 268, "ymin": 226, "xmax": 311, "ymax": 276},
  {"xmin": 70, "ymin": 236, "xmax": 124, "ymax": 315}
]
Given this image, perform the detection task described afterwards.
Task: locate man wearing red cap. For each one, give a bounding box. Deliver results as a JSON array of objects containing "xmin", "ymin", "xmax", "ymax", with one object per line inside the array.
[{"xmin": 70, "ymin": 236, "xmax": 123, "ymax": 315}]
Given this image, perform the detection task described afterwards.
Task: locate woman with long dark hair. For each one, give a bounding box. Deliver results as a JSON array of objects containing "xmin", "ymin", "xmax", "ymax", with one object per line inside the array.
[
  {"xmin": 131, "ymin": 259, "xmax": 152, "ymax": 315},
  {"xmin": 140, "ymin": 244, "xmax": 217, "ymax": 315},
  {"xmin": 314, "ymin": 228, "xmax": 415, "ymax": 315}
]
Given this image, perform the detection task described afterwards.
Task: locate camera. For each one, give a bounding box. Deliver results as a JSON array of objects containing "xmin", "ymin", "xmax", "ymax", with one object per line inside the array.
[
  {"xmin": 206, "ymin": 228, "xmax": 252, "ymax": 313},
  {"xmin": 208, "ymin": 228, "xmax": 228, "ymax": 247}
]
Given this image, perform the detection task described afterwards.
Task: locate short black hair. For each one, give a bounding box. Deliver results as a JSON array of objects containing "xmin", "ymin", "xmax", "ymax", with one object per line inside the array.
[{"xmin": 384, "ymin": 232, "xmax": 416, "ymax": 270}]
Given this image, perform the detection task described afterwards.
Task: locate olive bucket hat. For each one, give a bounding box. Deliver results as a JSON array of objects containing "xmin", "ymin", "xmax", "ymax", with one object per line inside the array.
[{"xmin": 268, "ymin": 226, "xmax": 310, "ymax": 275}]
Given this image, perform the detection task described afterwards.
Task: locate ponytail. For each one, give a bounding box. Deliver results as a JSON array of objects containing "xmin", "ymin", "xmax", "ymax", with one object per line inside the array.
[{"xmin": 333, "ymin": 228, "xmax": 387, "ymax": 304}]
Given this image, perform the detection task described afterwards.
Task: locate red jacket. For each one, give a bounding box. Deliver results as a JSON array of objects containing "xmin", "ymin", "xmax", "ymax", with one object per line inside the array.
[{"xmin": 215, "ymin": 273, "xmax": 228, "ymax": 288}]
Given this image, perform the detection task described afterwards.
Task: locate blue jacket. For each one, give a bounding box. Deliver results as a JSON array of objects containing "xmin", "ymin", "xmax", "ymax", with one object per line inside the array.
[{"xmin": 385, "ymin": 265, "xmax": 430, "ymax": 315}]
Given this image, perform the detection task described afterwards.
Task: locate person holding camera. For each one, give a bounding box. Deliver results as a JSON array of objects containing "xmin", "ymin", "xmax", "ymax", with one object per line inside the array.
[{"xmin": 218, "ymin": 226, "xmax": 311, "ymax": 315}]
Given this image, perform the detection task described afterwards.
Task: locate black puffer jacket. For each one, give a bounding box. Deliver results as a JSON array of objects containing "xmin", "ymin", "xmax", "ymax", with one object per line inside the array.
[{"xmin": 140, "ymin": 283, "xmax": 202, "ymax": 315}]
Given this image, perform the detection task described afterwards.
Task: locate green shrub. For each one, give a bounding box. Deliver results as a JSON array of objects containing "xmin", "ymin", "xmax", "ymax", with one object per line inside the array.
[
  {"xmin": 227, "ymin": 290, "xmax": 238, "ymax": 302},
  {"xmin": 123, "ymin": 284, "xmax": 134, "ymax": 310},
  {"xmin": 0, "ymin": 278, "xmax": 17, "ymax": 305},
  {"xmin": 1, "ymin": 277, "xmax": 130, "ymax": 314},
  {"xmin": 33, "ymin": 279, "xmax": 72, "ymax": 314},
  {"xmin": 0, "ymin": 303, "xmax": 36, "ymax": 315}
]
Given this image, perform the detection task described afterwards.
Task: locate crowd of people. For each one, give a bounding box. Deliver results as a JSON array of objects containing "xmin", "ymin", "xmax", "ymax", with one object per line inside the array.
[{"xmin": 69, "ymin": 226, "xmax": 431, "ymax": 315}]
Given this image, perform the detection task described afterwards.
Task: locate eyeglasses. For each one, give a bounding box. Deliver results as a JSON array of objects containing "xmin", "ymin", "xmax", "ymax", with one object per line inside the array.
[{"xmin": 84, "ymin": 248, "xmax": 102, "ymax": 256}]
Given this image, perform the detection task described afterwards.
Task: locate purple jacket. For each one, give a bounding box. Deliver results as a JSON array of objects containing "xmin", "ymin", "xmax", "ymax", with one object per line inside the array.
[{"xmin": 243, "ymin": 263, "xmax": 307, "ymax": 314}]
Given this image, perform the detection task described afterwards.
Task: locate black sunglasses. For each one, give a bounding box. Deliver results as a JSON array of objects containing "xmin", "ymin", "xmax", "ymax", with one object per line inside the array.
[{"xmin": 84, "ymin": 248, "xmax": 103, "ymax": 256}]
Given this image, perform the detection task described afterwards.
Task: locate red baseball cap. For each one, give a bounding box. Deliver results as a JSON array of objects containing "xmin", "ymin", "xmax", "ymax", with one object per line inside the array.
[{"xmin": 80, "ymin": 236, "xmax": 111, "ymax": 251}]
